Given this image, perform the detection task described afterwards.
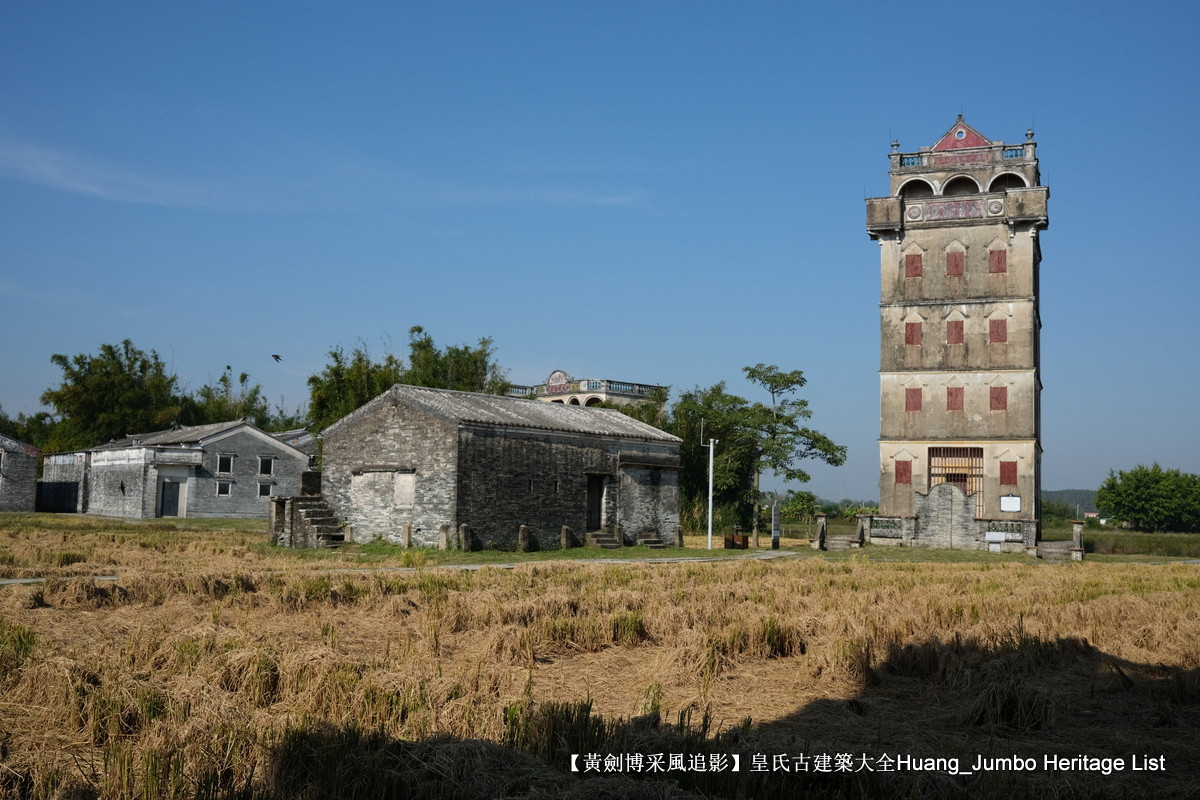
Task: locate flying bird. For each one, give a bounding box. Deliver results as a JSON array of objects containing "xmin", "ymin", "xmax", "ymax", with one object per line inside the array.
[{"xmin": 271, "ymin": 355, "xmax": 282, "ymax": 362}]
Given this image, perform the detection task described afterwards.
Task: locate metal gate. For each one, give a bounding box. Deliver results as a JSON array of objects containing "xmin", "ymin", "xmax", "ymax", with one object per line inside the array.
[{"xmin": 927, "ymin": 447, "xmax": 984, "ymax": 518}]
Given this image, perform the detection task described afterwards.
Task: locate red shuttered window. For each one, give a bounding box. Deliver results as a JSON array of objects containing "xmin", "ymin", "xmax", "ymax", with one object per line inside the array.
[
  {"xmin": 946, "ymin": 251, "xmax": 964, "ymax": 276},
  {"xmin": 947, "ymin": 386, "xmax": 964, "ymax": 411},
  {"xmin": 989, "ymin": 318, "xmax": 1007, "ymax": 343},
  {"xmin": 895, "ymin": 460, "xmax": 912, "ymax": 485},
  {"xmin": 1000, "ymin": 461, "xmax": 1018, "ymax": 486},
  {"xmin": 990, "ymin": 386, "xmax": 1008, "ymax": 411},
  {"xmin": 905, "ymin": 254, "xmax": 923, "ymax": 278},
  {"xmin": 905, "ymin": 322, "xmax": 922, "ymax": 346},
  {"xmin": 989, "ymin": 249, "xmax": 1007, "ymax": 273},
  {"xmin": 905, "ymin": 387, "xmax": 922, "ymax": 412},
  {"xmin": 946, "ymin": 320, "xmax": 964, "ymax": 344}
]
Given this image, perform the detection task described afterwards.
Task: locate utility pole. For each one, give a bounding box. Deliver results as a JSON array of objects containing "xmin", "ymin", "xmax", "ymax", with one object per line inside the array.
[{"xmin": 707, "ymin": 438, "xmax": 718, "ymax": 550}]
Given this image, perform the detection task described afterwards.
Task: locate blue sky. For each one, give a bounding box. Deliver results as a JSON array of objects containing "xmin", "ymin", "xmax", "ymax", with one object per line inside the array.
[{"xmin": 2, "ymin": 1, "xmax": 1198, "ymax": 501}]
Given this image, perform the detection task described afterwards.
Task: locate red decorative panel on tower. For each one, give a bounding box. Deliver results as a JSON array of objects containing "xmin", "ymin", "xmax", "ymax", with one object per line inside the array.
[
  {"xmin": 905, "ymin": 254, "xmax": 923, "ymax": 277},
  {"xmin": 989, "ymin": 250, "xmax": 1007, "ymax": 273},
  {"xmin": 946, "ymin": 320, "xmax": 964, "ymax": 344},
  {"xmin": 989, "ymin": 319, "xmax": 1007, "ymax": 343},
  {"xmin": 905, "ymin": 322, "xmax": 922, "ymax": 346},
  {"xmin": 990, "ymin": 386, "xmax": 1008, "ymax": 411},
  {"xmin": 947, "ymin": 387, "xmax": 964, "ymax": 411},
  {"xmin": 895, "ymin": 460, "xmax": 912, "ymax": 485},
  {"xmin": 906, "ymin": 388, "xmax": 922, "ymax": 412},
  {"xmin": 946, "ymin": 251, "xmax": 964, "ymax": 276},
  {"xmin": 1000, "ymin": 461, "xmax": 1018, "ymax": 486}
]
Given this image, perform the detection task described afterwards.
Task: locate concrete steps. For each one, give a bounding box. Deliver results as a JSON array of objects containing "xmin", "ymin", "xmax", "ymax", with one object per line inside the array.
[
  {"xmin": 636, "ymin": 537, "xmax": 667, "ymax": 549},
  {"xmin": 824, "ymin": 534, "xmax": 860, "ymax": 552},
  {"xmin": 1037, "ymin": 540, "xmax": 1077, "ymax": 562},
  {"xmin": 297, "ymin": 497, "xmax": 345, "ymax": 549},
  {"xmin": 587, "ymin": 531, "xmax": 622, "ymax": 550}
]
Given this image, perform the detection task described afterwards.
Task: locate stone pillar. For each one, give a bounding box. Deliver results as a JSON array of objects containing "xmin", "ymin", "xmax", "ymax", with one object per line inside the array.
[
  {"xmin": 614, "ymin": 523, "xmax": 624, "ymax": 547},
  {"xmin": 518, "ymin": 524, "xmax": 530, "ymax": 552},
  {"xmin": 438, "ymin": 524, "xmax": 451, "ymax": 551},
  {"xmin": 401, "ymin": 524, "xmax": 412, "ymax": 548},
  {"xmin": 1071, "ymin": 520, "xmax": 1085, "ymax": 560},
  {"xmin": 813, "ymin": 514, "xmax": 828, "ymax": 550},
  {"xmin": 459, "ymin": 524, "xmax": 471, "ymax": 551},
  {"xmin": 857, "ymin": 514, "xmax": 872, "ymax": 545},
  {"xmin": 561, "ymin": 526, "xmax": 572, "ymax": 549},
  {"xmin": 674, "ymin": 524, "xmax": 684, "ymax": 548}
]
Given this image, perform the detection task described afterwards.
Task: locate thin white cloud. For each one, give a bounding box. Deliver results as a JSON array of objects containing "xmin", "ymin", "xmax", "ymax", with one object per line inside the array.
[
  {"xmin": 0, "ymin": 138, "xmax": 651, "ymax": 213},
  {"xmin": 0, "ymin": 140, "xmax": 257, "ymax": 210}
]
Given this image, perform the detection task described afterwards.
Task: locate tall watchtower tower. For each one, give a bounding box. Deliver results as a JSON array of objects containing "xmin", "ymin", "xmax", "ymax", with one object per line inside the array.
[{"xmin": 866, "ymin": 117, "xmax": 1048, "ymax": 546}]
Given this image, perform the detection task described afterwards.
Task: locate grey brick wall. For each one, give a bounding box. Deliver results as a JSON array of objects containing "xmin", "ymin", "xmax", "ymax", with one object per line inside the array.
[
  {"xmin": 457, "ymin": 427, "xmax": 680, "ymax": 550},
  {"xmin": 0, "ymin": 447, "xmax": 39, "ymax": 512},
  {"xmin": 456, "ymin": 426, "xmax": 617, "ymax": 549},
  {"xmin": 617, "ymin": 465, "xmax": 680, "ymax": 542},
  {"xmin": 190, "ymin": 431, "xmax": 306, "ymax": 518},
  {"xmin": 321, "ymin": 396, "xmax": 459, "ymax": 545}
]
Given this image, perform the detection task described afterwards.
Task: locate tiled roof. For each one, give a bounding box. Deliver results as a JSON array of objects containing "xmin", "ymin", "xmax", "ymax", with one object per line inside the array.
[
  {"xmin": 325, "ymin": 384, "xmax": 680, "ymax": 442},
  {"xmin": 92, "ymin": 419, "xmax": 248, "ymax": 450}
]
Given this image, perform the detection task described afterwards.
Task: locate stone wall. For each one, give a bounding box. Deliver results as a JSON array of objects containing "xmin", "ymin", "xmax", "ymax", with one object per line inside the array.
[
  {"xmin": 456, "ymin": 427, "xmax": 679, "ymax": 550},
  {"xmin": 616, "ymin": 463, "xmax": 680, "ymax": 543},
  {"xmin": 88, "ymin": 461, "xmax": 153, "ymax": 518},
  {"xmin": 41, "ymin": 454, "xmax": 87, "ymax": 512},
  {"xmin": 457, "ymin": 426, "xmax": 615, "ymax": 550},
  {"xmin": 321, "ymin": 396, "xmax": 459, "ymax": 545},
  {"xmin": 0, "ymin": 445, "xmax": 39, "ymax": 512}
]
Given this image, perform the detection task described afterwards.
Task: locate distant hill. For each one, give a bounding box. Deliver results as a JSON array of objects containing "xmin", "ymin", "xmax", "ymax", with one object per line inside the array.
[{"xmin": 1042, "ymin": 489, "xmax": 1097, "ymax": 513}]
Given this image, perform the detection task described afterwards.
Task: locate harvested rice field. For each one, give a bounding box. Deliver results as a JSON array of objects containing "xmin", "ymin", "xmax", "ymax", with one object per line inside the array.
[{"xmin": 1, "ymin": 514, "xmax": 1198, "ymax": 799}]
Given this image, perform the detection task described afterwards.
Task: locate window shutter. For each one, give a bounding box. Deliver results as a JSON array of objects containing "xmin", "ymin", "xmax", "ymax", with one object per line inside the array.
[
  {"xmin": 905, "ymin": 321, "xmax": 922, "ymax": 346},
  {"xmin": 946, "ymin": 251, "xmax": 964, "ymax": 276},
  {"xmin": 1000, "ymin": 461, "xmax": 1018, "ymax": 486},
  {"xmin": 947, "ymin": 387, "xmax": 964, "ymax": 411},
  {"xmin": 895, "ymin": 460, "xmax": 912, "ymax": 485},
  {"xmin": 906, "ymin": 387, "xmax": 922, "ymax": 412},
  {"xmin": 990, "ymin": 386, "xmax": 1008, "ymax": 411},
  {"xmin": 946, "ymin": 320, "xmax": 964, "ymax": 344},
  {"xmin": 989, "ymin": 250, "xmax": 1007, "ymax": 273},
  {"xmin": 989, "ymin": 318, "xmax": 1007, "ymax": 343},
  {"xmin": 905, "ymin": 254, "xmax": 923, "ymax": 277}
]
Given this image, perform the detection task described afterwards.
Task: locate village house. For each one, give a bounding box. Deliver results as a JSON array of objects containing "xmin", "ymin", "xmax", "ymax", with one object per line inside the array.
[
  {"xmin": 0, "ymin": 433, "xmax": 40, "ymax": 512},
  {"xmin": 319, "ymin": 384, "xmax": 681, "ymax": 549},
  {"xmin": 41, "ymin": 420, "xmax": 310, "ymax": 519}
]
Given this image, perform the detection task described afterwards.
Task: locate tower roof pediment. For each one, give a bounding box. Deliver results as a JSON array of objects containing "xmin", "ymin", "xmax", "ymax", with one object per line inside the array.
[{"xmin": 931, "ymin": 116, "xmax": 991, "ymax": 151}]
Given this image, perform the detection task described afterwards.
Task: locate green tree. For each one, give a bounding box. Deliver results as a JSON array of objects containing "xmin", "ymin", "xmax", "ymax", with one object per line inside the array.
[
  {"xmin": 307, "ymin": 344, "xmax": 405, "ymax": 434},
  {"xmin": 670, "ymin": 382, "xmax": 759, "ymax": 522},
  {"xmin": 403, "ymin": 326, "xmax": 509, "ymax": 394},
  {"xmin": 186, "ymin": 367, "xmax": 271, "ymax": 428},
  {"xmin": 39, "ymin": 340, "xmax": 185, "ymax": 451},
  {"xmin": 307, "ymin": 327, "xmax": 510, "ymax": 433},
  {"xmin": 1095, "ymin": 464, "xmax": 1200, "ymax": 532},
  {"xmin": 0, "ymin": 406, "xmax": 56, "ymax": 450},
  {"xmin": 742, "ymin": 364, "xmax": 847, "ymax": 544}
]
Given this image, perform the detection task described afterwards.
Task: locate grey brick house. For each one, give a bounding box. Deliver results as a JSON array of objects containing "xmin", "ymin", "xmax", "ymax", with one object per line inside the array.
[
  {"xmin": 41, "ymin": 420, "xmax": 309, "ymax": 519},
  {"xmin": 0, "ymin": 433, "xmax": 40, "ymax": 512},
  {"xmin": 321, "ymin": 385, "xmax": 681, "ymax": 549}
]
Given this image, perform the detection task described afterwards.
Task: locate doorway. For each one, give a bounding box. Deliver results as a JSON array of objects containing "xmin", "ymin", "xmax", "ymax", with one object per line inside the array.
[
  {"xmin": 586, "ymin": 475, "xmax": 604, "ymax": 531},
  {"xmin": 160, "ymin": 481, "xmax": 180, "ymax": 517}
]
